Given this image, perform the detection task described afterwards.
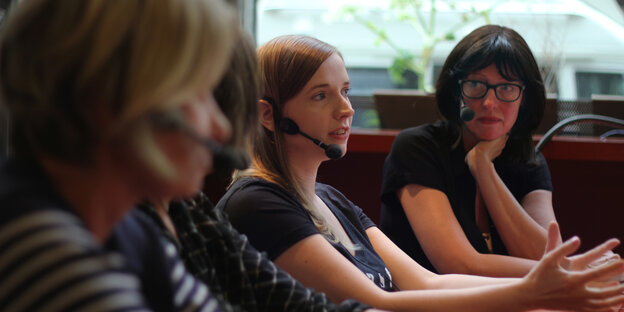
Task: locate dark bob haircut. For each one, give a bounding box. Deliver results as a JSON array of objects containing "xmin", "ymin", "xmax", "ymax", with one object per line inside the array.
[{"xmin": 435, "ymin": 24, "xmax": 546, "ymax": 163}]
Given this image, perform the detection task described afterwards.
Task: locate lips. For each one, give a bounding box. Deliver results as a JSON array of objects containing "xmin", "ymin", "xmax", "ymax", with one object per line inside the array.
[
  {"xmin": 476, "ymin": 116, "xmax": 501, "ymax": 124},
  {"xmin": 329, "ymin": 127, "xmax": 350, "ymax": 141}
]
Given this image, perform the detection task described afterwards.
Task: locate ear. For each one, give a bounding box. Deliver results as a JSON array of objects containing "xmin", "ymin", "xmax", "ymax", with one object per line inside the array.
[{"xmin": 258, "ymin": 99, "xmax": 275, "ymax": 131}]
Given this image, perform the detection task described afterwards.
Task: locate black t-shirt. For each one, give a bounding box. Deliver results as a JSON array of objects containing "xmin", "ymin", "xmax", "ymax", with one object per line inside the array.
[
  {"xmin": 218, "ymin": 177, "xmax": 394, "ymax": 292},
  {"xmin": 379, "ymin": 121, "xmax": 553, "ymax": 273}
]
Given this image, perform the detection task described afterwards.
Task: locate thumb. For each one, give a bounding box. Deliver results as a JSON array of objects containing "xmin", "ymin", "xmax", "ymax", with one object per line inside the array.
[{"xmin": 544, "ymin": 222, "xmax": 561, "ymax": 254}]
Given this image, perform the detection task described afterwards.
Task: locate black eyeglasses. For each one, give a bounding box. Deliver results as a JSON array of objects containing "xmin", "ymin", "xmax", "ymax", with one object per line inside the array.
[{"xmin": 459, "ymin": 80, "xmax": 525, "ymax": 102}]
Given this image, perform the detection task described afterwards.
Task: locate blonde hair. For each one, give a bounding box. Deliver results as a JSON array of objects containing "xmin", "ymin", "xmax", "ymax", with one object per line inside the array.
[
  {"xmin": 234, "ymin": 35, "xmax": 357, "ymax": 252},
  {"xmin": 0, "ymin": 0, "xmax": 235, "ymax": 178}
]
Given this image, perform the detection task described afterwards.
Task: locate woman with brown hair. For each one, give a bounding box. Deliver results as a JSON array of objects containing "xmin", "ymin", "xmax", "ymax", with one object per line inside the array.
[
  {"xmin": 217, "ymin": 34, "xmax": 624, "ymax": 312},
  {"xmin": 379, "ymin": 25, "xmax": 619, "ymax": 278}
]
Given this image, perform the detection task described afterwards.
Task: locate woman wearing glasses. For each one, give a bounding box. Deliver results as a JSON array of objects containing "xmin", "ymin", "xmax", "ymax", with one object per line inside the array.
[{"xmin": 379, "ymin": 25, "xmax": 593, "ymax": 277}]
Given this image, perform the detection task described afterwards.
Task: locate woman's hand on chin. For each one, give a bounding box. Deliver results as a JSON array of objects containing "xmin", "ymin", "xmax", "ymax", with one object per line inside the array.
[{"xmin": 465, "ymin": 134, "xmax": 508, "ymax": 173}]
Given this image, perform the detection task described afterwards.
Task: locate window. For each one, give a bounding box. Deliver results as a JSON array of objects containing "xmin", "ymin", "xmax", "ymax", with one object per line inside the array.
[
  {"xmin": 254, "ymin": 0, "xmax": 624, "ymax": 128},
  {"xmin": 576, "ymin": 72, "xmax": 624, "ymax": 100}
]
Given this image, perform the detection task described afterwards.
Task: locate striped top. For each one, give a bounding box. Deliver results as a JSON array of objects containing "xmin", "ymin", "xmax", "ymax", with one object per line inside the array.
[{"xmin": 0, "ymin": 158, "xmax": 225, "ymax": 311}]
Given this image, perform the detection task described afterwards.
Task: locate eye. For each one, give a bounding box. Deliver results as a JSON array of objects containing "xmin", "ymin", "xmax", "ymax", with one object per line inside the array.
[
  {"xmin": 312, "ymin": 92, "xmax": 326, "ymax": 101},
  {"xmin": 499, "ymin": 84, "xmax": 514, "ymax": 92},
  {"xmin": 342, "ymin": 88, "xmax": 351, "ymax": 97},
  {"xmin": 468, "ymin": 80, "xmax": 483, "ymax": 88}
]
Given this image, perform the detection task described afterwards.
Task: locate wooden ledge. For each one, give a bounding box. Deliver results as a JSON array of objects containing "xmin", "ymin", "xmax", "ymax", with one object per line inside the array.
[{"xmin": 348, "ymin": 128, "xmax": 624, "ymax": 162}]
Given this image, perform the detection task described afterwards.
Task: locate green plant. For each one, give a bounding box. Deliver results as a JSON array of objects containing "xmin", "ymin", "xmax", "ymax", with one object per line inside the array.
[{"xmin": 341, "ymin": 0, "xmax": 505, "ymax": 91}]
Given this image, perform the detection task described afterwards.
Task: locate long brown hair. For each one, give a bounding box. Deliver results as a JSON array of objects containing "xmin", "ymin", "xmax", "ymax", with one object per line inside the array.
[{"xmin": 234, "ymin": 35, "xmax": 356, "ymax": 250}]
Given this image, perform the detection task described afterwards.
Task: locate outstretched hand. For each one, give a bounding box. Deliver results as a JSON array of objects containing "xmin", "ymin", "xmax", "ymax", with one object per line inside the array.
[
  {"xmin": 522, "ymin": 222, "xmax": 624, "ymax": 311},
  {"xmin": 544, "ymin": 223, "xmax": 622, "ymax": 276}
]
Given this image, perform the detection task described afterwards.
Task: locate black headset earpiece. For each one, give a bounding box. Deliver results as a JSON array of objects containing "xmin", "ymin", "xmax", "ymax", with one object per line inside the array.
[{"xmin": 279, "ymin": 118, "xmax": 299, "ymax": 135}]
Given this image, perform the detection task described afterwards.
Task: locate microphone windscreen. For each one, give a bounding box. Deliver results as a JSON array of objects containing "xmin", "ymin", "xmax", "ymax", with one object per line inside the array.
[
  {"xmin": 325, "ymin": 144, "xmax": 343, "ymax": 160},
  {"xmin": 460, "ymin": 106, "xmax": 475, "ymax": 122},
  {"xmin": 212, "ymin": 146, "xmax": 250, "ymax": 176}
]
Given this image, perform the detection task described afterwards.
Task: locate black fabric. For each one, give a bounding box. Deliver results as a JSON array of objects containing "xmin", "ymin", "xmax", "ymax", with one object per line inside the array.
[
  {"xmin": 140, "ymin": 193, "xmax": 370, "ymax": 312},
  {"xmin": 380, "ymin": 121, "xmax": 553, "ymax": 273},
  {"xmin": 218, "ymin": 177, "xmax": 394, "ymax": 292},
  {"xmin": 105, "ymin": 210, "xmax": 176, "ymax": 312},
  {"xmin": 108, "ymin": 208, "xmax": 228, "ymax": 311}
]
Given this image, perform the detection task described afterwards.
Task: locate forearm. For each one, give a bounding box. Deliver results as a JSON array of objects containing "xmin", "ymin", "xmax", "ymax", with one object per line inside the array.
[
  {"xmin": 472, "ymin": 159, "xmax": 548, "ymax": 259},
  {"xmin": 425, "ymin": 272, "xmax": 519, "ymax": 290},
  {"xmin": 437, "ymin": 252, "xmax": 536, "ymax": 278},
  {"xmin": 241, "ymin": 239, "xmax": 371, "ymax": 312},
  {"xmin": 374, "ymin": 280, "xmax": 532, "ymax": 312}
]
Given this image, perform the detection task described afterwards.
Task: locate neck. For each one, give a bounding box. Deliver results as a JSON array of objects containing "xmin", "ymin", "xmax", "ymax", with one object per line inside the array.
[
  {"xmin": 286, "ymin": 149, "xmax": 321, "ymax": 199},
  {"xmin": 154, "ymin": 199, "xmax": 178, "ymax": 239},
  {"xmin": 39, "ymin": 153, "xmax": 139, "ymax": 244}
]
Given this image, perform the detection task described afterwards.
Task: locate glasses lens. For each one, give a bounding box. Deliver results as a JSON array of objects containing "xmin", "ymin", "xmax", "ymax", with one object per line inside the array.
[
  {"xmin": 462, "ymin": 81, "xmax": 486, "ymax": 98},
  {"xmin": 495, "ymin": 84, "xmax": 521, "ymax": 102}
]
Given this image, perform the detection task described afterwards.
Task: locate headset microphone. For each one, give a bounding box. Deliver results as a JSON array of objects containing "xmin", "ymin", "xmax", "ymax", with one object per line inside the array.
[
  {"xmin": 149, "ymin": 113, "xmax": 250, "ymax": 173},
  {"xmin": 459, "ymin": 99, "xmax": 475, "ymax": 122},
  {"xmin": 279, "ymin": 118, "xmax": 343, "ymax": 160}
]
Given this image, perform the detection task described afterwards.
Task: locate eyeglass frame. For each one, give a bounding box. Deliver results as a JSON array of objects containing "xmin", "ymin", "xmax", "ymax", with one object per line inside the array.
[{"xmin": 458, "ymin": 79, "xmax": 525, "ymax": 102}]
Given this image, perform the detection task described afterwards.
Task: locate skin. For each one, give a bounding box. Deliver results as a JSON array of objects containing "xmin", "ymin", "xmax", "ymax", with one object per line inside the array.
[
  {"xmin": 399, "ymin": 64, "xmax": 558, "ymax": 277},
  {"xmin": 39, "ymin": 91, "xmax": 231, "ymax": 243},
  {"xmin": 257, "ymin": 53, "xmax": 624, "ymax": 311}
]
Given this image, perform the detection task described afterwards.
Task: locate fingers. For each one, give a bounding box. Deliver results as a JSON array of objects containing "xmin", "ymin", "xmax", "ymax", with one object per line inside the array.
[
  {"xmin": 576, "ymin": 239, "xmax": 621, "ymax": 269},
  {"xmin": 590, "ymin": 251, "xmax": 622, "ymax": 268},
  {"xmin": 543, "ymin": 235, "xmax": 581, "ymax": 265},
  {"xmin": 575, "ymin": 260, "xmax": 624, "ymax": 285},
  {"xmin": 560, "ymin": 283, "xmax": 624, "ymax": 312},
  {"xmin": 584, "ymin": 285, "xmax": 624, "ymax": 311},
  {"xmin": 587, "ymin": 280, "xmax": 620, "ymax": 289},
  {"xmin": 544, "ymin": 222, "xmax": 561, "ymax": 254}
]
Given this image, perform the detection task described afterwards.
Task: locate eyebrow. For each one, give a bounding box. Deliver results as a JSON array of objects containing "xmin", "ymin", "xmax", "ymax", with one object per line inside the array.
[
  {"xmin": 307, "ymin": 81, "xmax": 351, "ymax": 92},
  {"xmin": 465, "ymin": 76, "xmax": 520, "ymax": 84}
]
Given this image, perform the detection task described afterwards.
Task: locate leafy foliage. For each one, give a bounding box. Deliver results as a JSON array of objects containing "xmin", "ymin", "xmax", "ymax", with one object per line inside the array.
[{"xmin": 341, "ymin": 0, "xmax": 505, "ymax": 91}]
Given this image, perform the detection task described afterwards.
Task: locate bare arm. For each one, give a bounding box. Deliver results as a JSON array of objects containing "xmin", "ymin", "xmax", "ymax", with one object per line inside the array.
[
  {"xmin": 366, "ymin": 226, "xmax": 518, "ymax": 290},
  {"xmin": 466, "ymin": 136, "xmax": 557, "ymax": 260},
  {"xmin": 399, "ymin": 184, "xmax": 537, "ymax": 276},
  {"xmin": 273, "ymin": 231, "xmax": 624, "ymax": 311}
]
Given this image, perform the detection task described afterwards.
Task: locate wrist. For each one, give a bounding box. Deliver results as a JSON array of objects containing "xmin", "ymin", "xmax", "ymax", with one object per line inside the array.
[
  {"xmin": 512, "ymin": 278, "xmax": 537, "ymax": 311},
  {"xmin": 468, "ymin": 153, "xmax": 494, "ymax": 175}
]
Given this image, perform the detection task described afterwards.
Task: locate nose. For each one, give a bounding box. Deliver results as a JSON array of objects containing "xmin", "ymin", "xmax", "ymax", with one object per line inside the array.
[
  {"xmin": 334, "ymin": 95, "xmax": 354, "ymax": 120},
  {"xmin": 481, "ymin": 88, "xmax": 498, "ymax": 110}
]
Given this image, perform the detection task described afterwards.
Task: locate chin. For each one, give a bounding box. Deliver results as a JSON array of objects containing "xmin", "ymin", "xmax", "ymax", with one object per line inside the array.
[
  {"xmin": 475, "ymin": 129, "xmax": 506, "ymax": 141},
  {"xmin": 159, "ymin": 175, "xmax": 204, "ymax": 199},
  {"xmin": 178, "ymin": 179, "xmax": 204, "ymax": 197}
]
